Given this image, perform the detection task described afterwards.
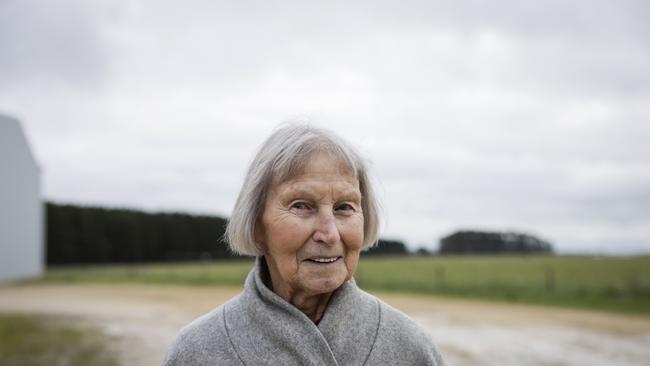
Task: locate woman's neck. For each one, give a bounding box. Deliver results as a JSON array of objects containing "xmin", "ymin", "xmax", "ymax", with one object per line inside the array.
[
  {"xmin": 261, "ymin": 257, "xmax": 334, "ymax": 323},
  {"xmin": 271, "ymin": 280, "xmax": 333, "ymax": 323}
]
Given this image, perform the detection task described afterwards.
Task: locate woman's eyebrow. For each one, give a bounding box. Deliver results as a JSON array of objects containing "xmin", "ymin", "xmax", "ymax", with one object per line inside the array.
[
  {"xmin": 282, "ymin": 188, "xmax": 318, "ymax": 200},
  {"xmin": 281, "ymin": 187, "xmax": 360, "ymax": 201},
  {"xmin": 337, "ymin": 189, "xmax": 362, "ymax": 202}
]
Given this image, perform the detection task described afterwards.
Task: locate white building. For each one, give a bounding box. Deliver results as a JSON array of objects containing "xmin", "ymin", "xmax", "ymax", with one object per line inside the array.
[{"xmin": 0, "ymin": 114, "xmax": 43, "ymax": 282}]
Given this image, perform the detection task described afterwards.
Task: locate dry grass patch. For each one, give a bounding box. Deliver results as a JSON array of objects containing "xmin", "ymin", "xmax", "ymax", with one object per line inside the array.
[{"xmin": 0, "ymin": 313, "xmax": 118, "ymax": 366}]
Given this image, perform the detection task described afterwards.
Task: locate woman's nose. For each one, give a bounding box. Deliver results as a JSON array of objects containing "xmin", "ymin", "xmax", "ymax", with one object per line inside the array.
[{"xmin": 312, "ymin": 209, "xmax": 340, "ymax": 244}]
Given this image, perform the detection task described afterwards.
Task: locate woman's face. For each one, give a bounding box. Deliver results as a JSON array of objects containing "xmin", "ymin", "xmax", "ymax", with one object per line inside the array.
[{"xmin": 257, "ymin": 153, "xmax": 364, "ymax": 297}]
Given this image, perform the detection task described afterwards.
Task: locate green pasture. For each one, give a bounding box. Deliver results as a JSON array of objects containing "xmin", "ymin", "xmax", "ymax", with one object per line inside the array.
[
  {"xmin": 36, "ymin": 255, "xmax": 650, "ymax": 315},
  {"xmin": 0, "ymin": 313, "xmax": 118, "ymax": 366},
  {"xmin": 356, "ymin": 255, "xmax": 650, "ymax": 315}
]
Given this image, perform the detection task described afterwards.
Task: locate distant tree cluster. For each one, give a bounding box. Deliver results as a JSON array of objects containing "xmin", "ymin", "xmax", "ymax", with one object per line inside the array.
[
  {"xmin": 439, "ymin": 230, "xmax": 553, "ymax": 254},
  {"xmin": 46, "ymin": 202, "xmax": 235, "ymax": 265},
  {"xmin": 46, "ymin": 203, "xmax": 554, "ymax": 265},
  {"xmin": 46, "ymin": 203, "xmax": 417, "ymax": 265},
  {"xmin": 363, "ymin": 239, "xmax": 408, "ymax": 256}
]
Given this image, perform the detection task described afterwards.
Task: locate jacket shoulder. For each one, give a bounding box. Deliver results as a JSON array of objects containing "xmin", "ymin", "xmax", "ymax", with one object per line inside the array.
[
  {"xmin": 365, "ymin": 294, "xmax": 446, "ymax": 366},
  {"xmin": 163, "ymin": 299, "xmax": 243, "ymax": 366}
]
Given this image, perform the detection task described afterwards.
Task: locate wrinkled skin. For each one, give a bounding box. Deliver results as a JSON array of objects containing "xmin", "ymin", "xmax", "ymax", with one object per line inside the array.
[{"xmin": 256, "ymin": 153, "xmax": 364, "ymax": 322}]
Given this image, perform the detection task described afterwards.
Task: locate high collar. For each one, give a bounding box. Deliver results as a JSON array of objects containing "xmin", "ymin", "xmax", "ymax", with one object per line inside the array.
[{"xmin": 223, "ymin": 257, "xmax": 380, "ymax": 366}]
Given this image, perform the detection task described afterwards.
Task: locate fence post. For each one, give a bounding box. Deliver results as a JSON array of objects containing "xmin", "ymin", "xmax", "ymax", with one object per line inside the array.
[
  {"xmin": 627, "ymin": 269, "xmax": 639, "ymax": 293},
  {"xmin": 544, "ymin": 265, "xmax": 555, "ymax": 292},
  {"xmin": 435, "ymin": 264, "xmax": 445, "ymax": 289}
]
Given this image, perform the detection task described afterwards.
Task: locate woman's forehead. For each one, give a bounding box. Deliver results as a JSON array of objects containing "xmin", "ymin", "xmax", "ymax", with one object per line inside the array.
[
  {"xmin": 273, "ymin": 152, "xmax": 358, "ymax": 185},
  {"xmin": 271, "ymin": 159, "xmax": 360, "ymax": 198},
  {"xmin": 271, "ymin": 180, "xmax": 361, "ymax": 203}
]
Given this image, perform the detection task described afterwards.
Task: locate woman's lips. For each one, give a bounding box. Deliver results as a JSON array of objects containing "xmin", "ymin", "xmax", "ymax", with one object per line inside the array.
[{"xmin": 306, "ymin": 256, "xmax": 341, "ymax": 264}]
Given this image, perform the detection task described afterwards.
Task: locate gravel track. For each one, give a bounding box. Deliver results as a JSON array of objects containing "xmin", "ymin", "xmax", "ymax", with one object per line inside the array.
[{"xmin": 1, "ymin": 284, "xmax": 648, "ymax": 366}]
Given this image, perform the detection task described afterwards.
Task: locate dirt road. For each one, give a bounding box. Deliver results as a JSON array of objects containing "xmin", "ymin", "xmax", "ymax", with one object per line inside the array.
[{"xmin": 1, "ymin": 284, "xmax": 649, "ymax": 366}]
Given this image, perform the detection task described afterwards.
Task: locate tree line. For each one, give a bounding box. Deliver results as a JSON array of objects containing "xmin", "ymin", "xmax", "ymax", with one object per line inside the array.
[
  {"xmin": 46, "ymin": 203, "xmax": 552, "ymax": 265},
  {"xmin": 46, "ymin": 202, "xmax": 233, "ymax": 264},
  {"xmin": 46, "ymin": 203, "xmax": 412, "ymax": 264},
  {"xmin": 439, "ymin": 230, "xmax": 553, "ymax": 254}
]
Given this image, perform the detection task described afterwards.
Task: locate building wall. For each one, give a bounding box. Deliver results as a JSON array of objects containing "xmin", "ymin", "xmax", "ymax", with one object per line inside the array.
[{"xmin": 0, "ymin": 114, "xmax": 43, "ymax": 282}]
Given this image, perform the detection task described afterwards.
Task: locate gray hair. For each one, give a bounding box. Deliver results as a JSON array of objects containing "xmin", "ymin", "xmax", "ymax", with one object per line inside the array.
[{"xmin": 226, "ymin": 124, "xmax": 380, "ymax": 256}]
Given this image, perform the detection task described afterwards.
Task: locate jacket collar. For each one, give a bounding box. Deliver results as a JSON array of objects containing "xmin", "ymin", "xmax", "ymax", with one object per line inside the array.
[{"xmin": 224, "ymin": 257, "xmax": 380, "ymax": 366}]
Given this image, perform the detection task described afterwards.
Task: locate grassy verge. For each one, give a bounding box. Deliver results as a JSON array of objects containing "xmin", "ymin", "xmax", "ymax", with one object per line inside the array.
[
  {"xmin": 0, "ymin": 313, "xmax": 118, "ymax": 366},
  {"xmin": 40, "ymin": 259, "xmax": 255, "ymax": 287},
  {"xmin": 355, "ymin": 255, "xmax": 650, "ymax": 315},
  {"xmin": 30, "ymin": 255, "xmax": 650, "ymax": 316}
]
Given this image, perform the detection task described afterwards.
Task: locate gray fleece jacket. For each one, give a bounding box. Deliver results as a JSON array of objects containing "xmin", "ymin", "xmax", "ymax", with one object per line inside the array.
[{"xmin": 164, "ymin": 258, "xmax": 445, "ymax": 365}]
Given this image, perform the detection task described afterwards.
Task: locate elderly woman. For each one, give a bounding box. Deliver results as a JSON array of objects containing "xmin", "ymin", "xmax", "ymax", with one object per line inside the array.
[{"xmin": 164, "ymin": 125, "xmax": 445, "ymax": 365}]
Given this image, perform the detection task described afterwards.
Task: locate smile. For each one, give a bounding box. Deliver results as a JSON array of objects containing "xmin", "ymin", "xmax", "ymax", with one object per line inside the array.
[{"xmin": 308, "ymin": 257, "xmax": 341, "ymax": 263}]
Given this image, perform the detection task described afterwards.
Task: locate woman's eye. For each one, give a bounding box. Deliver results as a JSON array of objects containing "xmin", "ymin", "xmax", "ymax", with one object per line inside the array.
[
  {"xmin": 335, "ymin": 203, "xmax": 355, "ymax": 212},
  {"xmin": 291, "ymin": 202, "xmax": 310, "ymax": 210}
]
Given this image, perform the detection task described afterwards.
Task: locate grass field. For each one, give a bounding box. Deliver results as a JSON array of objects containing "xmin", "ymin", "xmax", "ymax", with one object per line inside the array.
[
  {"xmin": 36, "ymin": 255, "xmax": 650, "ymax": 315},
  {"xmin": 0, "ymin": 313, "xmax": 118, "ymax": 366},
  {"xmin": 355, "ymin": 255, "xmax": 650, "ymax": 315}
]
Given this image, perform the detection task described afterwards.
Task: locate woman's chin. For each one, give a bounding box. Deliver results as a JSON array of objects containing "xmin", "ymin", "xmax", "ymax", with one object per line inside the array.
[{"xmin": 300, "ymin": 271, "xmax": 348, "ymax": 295}]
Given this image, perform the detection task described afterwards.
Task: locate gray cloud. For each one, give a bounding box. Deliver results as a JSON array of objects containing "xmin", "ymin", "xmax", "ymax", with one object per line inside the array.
[
  {"xmin": 0, "ymin": 0, "xmax": 112, "ymax": 88},
  {"xmin": 1, "ymin": 0, "xmax": 648, "ymax": 254}
]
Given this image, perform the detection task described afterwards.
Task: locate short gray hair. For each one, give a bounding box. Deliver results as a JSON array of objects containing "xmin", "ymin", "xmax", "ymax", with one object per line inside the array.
[{"xmin": 226, "ymin": 124, "xmax": 380, "ymax": 256}]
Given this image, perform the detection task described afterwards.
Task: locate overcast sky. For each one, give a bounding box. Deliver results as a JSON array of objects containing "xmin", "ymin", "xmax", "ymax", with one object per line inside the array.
[{"xmin": 1, "ymin": 0, "xmax": 649, "ymax": 254}]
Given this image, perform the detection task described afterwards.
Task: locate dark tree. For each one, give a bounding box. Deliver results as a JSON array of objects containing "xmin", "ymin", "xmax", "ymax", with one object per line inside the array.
[
  {"xmin": 439, "ymin": 230, "xmax": 553, "ymax": 254},
  {"xmin": 415, "ymin": 247, "xmax": 431, "ymax": 256},
  {"xmin": 363, "ymin": 239, "xmax": 408, "ymax": 256},
  {"xmin": 46, "ymin": 202, "xmax": 236, "ymax": 265}
]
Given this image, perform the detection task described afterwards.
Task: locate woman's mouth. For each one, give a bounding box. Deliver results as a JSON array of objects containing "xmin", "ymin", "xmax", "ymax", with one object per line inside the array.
[{"xmin": 307, "ymin": 256, "xmax": 341, "ymax": 264}]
